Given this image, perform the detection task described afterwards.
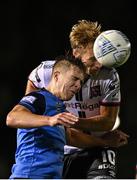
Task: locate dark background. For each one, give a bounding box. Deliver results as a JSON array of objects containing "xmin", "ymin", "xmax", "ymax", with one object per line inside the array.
[{"xmin": 0, "ymin": 0, "xmax": 137, "ymax": 178}]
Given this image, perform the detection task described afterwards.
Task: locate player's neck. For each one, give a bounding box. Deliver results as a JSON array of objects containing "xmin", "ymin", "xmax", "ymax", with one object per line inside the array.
[
  {"xmin": 46, "ymin": 84, "xmax": 61, "ymax": 99},
  {"xmin": 88, "ymin": 68, "xmax": 100, "ymax": 77}
]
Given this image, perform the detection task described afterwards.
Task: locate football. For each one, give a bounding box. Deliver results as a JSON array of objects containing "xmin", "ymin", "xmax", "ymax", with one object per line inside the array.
[{"xmin": 93, "ymin": 30, "xmax": 131, "ymax": 67}]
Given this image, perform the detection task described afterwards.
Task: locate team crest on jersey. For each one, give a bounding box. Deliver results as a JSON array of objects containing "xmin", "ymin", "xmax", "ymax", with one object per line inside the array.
[
  {"xmin": 56, "ymin": 102, "xmax": 64, "ymax": 112},
  {"xmin": 21, "ymin": 96, "xmax": 37, "ymax": 104},
  {"xmin": 90, "ymin": 85, "xmax": 101, "ymax": 98}
]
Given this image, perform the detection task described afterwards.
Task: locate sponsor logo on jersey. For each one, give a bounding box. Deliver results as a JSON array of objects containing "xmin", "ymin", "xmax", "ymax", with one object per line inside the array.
[
  {"xmin": 56, "ymin": 102, "xmax": 64, "ymax": 112},
  {"xmin": 21, "ymin": 96, "xmax": 37, "ymax": 104},
  {"xmin": 65, "ymin": 102, "xmax": 99, "ymax": 111},
  {"xmin": 43, "ymin": 64, "xmax": 54, "ymax": 69},
  {"xmin": 98, "ymin": 163, "xmax": 115, "ymax": 170}
]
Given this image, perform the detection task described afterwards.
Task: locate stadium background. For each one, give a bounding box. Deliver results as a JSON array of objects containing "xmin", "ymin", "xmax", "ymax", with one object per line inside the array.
[{"xmin": 0, "ymin": 1, "xmax": 137, "ymax": 178}]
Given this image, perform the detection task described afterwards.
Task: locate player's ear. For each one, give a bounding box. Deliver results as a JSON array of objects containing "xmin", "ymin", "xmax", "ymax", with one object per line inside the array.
[{"xmin": 53, "ymin": 71, "xmax": 60, "ymax": 82}]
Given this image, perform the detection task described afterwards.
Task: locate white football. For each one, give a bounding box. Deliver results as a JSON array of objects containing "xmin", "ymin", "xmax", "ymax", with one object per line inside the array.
[{"xmin": 93, "ymin": 30, "xmax": 131, "ymax": 67}]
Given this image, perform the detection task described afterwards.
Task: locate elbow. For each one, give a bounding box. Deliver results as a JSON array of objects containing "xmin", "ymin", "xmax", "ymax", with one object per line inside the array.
[
  {"xmin": 6, "ymin": 113, "xmax": 17, "ymax": 128},
  {"xmin": 105, "ymin": 121, "xmax": 114, "ymax": 131},
  {"xmin": 103, "ymin": 117, "xmax": 116, "ymax": 131}
]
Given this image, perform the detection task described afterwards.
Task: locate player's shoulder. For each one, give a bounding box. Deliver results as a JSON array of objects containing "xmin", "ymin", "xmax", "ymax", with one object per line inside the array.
[
  {"xmin": 23, "ymin": 90, "xmax": 46, "ymax": 103},
  {"xmin": 98, "ymin": 66, "xmax": 119, "ymax": 81},
  {"xmin": 36, "ymin": 60, "xmax": 56, "ymax": 71},
  {"xmin": 101, "ymin": 66, "xmax": 118, "ymax": 75},
  {"xmin": 40, "ymin": 60, "xmax": 56, "ymax": 67}
]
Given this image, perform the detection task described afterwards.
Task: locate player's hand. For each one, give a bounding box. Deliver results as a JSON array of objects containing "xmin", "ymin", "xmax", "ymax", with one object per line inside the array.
[
  {"xmin": 48, "ymin": 112, "xmax": 79, "ymax": 127},
  {"xmin": 102, "ymin": 129, "xmax": 129, "ymax": 147}
]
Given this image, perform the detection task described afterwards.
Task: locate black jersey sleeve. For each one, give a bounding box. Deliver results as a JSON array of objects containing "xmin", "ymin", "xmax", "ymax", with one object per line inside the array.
[{"xmin": 19, "ymin": 92, "xmax": 46, "ymax": 115}]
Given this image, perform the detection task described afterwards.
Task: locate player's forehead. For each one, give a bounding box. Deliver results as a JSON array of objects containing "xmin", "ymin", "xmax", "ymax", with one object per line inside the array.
[
  {"xmin": 73, "ymin": 42, "xmax": 93, "ymax": 49},
  {"xmin": 71, "ymin": 66, "xmax": 85, "ymax": 79},
  {"xmin": 72, "ymin": 42, "xmax": 94, "ymax": 58}
]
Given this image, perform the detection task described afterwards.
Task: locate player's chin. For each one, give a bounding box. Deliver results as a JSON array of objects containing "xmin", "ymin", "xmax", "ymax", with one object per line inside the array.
[
  {"xmin": 89, "ymin": 67, "xmax": 99, "ymax": 74},
  {"xmin": 64, "ymin": 93, "xmax": 74, "ymax": 101}
]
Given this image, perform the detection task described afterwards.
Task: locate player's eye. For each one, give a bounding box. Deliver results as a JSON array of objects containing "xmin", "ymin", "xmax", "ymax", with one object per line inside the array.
[{"xmin": 90, "ymin": 56, "xmax": 96, "ymax": 62}]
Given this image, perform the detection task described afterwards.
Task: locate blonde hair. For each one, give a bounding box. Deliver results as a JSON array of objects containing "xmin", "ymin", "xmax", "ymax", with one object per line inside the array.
[{"xmin": 70, "ymin": 19, "xmax": 101, "ymax": 48}]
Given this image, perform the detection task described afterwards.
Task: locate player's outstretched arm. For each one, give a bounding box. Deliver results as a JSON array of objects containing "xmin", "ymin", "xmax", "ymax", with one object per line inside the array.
[
  {"xmin": 6, "ymin": 105, "xmax": 78, "ymax": 128},
  {"xmin": 66, "ymin": 128, "xmax": 129, "ymax": 148}
]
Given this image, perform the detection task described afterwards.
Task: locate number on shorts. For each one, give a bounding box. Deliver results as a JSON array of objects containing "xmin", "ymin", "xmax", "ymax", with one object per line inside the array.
[{"xmin": 102, "ymin": 150, "xmax": 115, "ymax": 165}]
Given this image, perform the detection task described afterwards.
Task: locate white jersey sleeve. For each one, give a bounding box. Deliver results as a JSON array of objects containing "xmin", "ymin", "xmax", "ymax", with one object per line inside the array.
[
  {"xmin": 28, "ymin": 60, "xmax": 56, "ymax": 89},
  {"xmin": 100, "ymin": 67, "xmax": 121, "ymax": 105}
]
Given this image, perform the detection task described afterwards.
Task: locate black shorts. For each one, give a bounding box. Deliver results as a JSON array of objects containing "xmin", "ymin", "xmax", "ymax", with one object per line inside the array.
[{"xmin": 63, "ymin": 147, "xmax": 117, "ymax": 179}]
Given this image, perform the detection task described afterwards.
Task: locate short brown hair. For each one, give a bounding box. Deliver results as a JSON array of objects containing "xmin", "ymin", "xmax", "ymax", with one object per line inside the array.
[
  {"xmin": 70, "ymin": 19, "xmax": 101, "ymax": 48},
  {"xmin": 53, "ymin": 55, "xmax": 86, "ymax": 76}
]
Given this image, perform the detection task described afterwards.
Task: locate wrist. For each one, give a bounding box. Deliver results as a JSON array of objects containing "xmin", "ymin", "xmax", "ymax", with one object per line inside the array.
[{"xmin": 43, "ymin": 116, "xmax": 51, "ymax": 126}]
